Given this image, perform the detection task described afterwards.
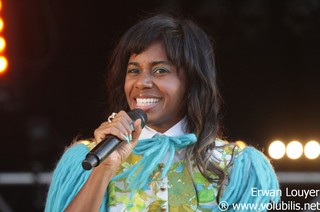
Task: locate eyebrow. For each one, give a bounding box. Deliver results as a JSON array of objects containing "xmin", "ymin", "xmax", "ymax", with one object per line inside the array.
[{"xmin": 127, "ymin": 61, "xmax": 173, "ymax": 66}]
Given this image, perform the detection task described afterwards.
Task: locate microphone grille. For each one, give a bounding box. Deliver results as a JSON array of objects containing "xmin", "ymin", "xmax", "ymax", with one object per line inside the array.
[{"xmin": 128, "ymin": 109, "xmax": 147, "ymax": 128}]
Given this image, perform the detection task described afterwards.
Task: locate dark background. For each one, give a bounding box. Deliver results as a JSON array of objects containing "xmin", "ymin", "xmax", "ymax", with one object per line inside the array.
[{"xmin": 1, "ymin": 0, "xmax": 320, "ymax": 211}]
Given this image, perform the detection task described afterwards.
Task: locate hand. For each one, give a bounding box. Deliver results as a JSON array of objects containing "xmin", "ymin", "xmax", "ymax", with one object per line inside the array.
[{"xmin": 93, "ymin": 110, "xmax": 142, "ymax": 169}]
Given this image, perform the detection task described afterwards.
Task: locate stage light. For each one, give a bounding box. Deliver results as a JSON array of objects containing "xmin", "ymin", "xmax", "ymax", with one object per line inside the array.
[
  {"xmin": 268, "ymin": 140, "xmax": 286, "ymax": 159},
  {"xmin": 304, "ymin": 140, "xmax": 320, "ymax": 159},
  {"xmin": 286, "ymin": 141, "xmax": 303, "ymax": 159},
  {"xmin": 0, "ymin": 37, "xmax": 6, "ymax": 52},
  {"xmin": 0, "ymin": 2, "xmax": 8, "ymax": 75},
  {"xmin": 0, "ymin": 56, "xmax": 8, "ymax": 74},
  {"xmin": 0, "ymin": 18, "xmax": 3, "ymax": 32}
]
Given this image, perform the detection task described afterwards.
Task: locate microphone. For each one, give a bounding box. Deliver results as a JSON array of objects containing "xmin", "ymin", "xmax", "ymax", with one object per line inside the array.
[{"xmin": 82, "ymin": 109, "xmax": 147, "ymax": 170}]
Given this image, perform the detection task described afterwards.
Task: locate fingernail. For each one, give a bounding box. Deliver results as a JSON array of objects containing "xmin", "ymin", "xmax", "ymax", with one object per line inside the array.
[
  {"xmin": 130, "ymin": 124, "xmax": 135, "ymax": 131},
  {"xmin": 129, "ymin": 134, "xmax": 132, "ymax": 141},
  {"xmin": 122, "ymin": 134, "xmax": 129, "ymax": 143}
]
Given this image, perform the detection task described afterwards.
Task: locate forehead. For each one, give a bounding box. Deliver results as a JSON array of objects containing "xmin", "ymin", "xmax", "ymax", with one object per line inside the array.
[{"xmin": 128, "ymin": 41, "xmax": 169, "ymax": 63}]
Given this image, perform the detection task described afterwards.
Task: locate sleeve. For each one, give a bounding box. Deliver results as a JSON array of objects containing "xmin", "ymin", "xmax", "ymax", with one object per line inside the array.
[
  {"xmin": 220, "ymin": 146, "xmax": 280, "ymax": 211},
  {"xmin": 44, "ymin": 143, "xmax": 108, "ymax": 212}
]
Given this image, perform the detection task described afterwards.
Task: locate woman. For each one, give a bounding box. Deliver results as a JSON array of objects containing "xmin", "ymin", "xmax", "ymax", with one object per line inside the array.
[{"xmin": 45, "ymin": 14, "xmax": 280, "ymax": 211}]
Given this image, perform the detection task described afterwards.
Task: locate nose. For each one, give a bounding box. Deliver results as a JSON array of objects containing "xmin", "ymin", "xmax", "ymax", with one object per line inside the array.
[{"xmin": 135, "ymin": 71, "xmax": 153, "ymax": 89}]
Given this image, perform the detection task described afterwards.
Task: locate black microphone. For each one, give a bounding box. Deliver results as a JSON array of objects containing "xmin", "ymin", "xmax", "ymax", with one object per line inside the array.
[{"xmin": 82, "ymin": 109, "xmax": 147, "ymax": 170}]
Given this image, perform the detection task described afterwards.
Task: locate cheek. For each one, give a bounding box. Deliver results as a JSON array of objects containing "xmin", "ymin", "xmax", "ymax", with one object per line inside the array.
[
  {"xmin": 175, "ymin": 78, "xmax": 187, "ymax": 100},
  {"xmin": 124, "ymin": 79, "xmax": 131, "ymax": 98},
  {"xmin": 176, "ymin": 72, "xmax": 187, "ymax": 98},
  {"xmin": 168, "ymin": 82, "xmax": 187, "ymax": 102},
  {"xmin": 176, "ymin": 88, "xmax": 186, "ymax": 102}
]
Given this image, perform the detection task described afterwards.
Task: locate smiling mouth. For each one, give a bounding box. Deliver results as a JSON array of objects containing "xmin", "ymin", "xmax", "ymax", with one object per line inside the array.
[{"xmin": 136, "ymin": 98, "xmax": 160, "ymax": 106}]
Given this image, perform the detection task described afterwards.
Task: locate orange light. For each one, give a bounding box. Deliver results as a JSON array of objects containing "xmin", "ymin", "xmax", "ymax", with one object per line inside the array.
[
  {"xmin": 0, "ymin": 37, "xmax": 6, "ymax": 52},
  {"xmin": 0, "ymin": 18, "xmax": 4, "ymax": 32},
  {"xmin": 0, "ymin": 1, "xmax": 2, "ymax": 11},
  {"xmin": 0, "ymin": 56, "xmax": 8, "ymax": 74}
]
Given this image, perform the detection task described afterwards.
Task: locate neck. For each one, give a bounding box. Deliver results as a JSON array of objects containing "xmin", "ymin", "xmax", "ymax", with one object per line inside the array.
[{"xmin": 147, "ymin": 117, "xmax": 187, "ymax": 134}]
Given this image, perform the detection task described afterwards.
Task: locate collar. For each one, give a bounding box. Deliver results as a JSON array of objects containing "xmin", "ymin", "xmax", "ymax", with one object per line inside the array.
[{"xmin": 139, "ymin": 117, "xmax": 187, "ymax": 140}]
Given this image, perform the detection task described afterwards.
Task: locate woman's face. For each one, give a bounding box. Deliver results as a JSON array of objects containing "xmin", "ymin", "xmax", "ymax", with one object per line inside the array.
[{"xmin": 125, "ymin": 41, "xmax": 187, "ymax": 133}]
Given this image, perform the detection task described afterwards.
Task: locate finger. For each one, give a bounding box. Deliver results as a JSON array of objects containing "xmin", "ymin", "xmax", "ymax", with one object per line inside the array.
[
  {"xmin": 94, "ymin": 110, "xmax": 136, "ymax": 143},
  {"xmin": 111, "ymin": 112, "xmax": 133, "ymax": 135},
  {"xmin": 113, "ymin": 110, "xmax": 133, "ymax": 124},
  {"xmin": 131, "ymin": 119, "xmax": 142, "ymax": 141},
  {"xmin": 93, "ymin": 125, "xmax": 109, "ymax": 143},
  {"xmin": 94, "ymin": 122, "xmax": 129, "ymax": 143},
  {"xmin": 95, "ymin": 126, "xmax": 128, "ymax": 143}
]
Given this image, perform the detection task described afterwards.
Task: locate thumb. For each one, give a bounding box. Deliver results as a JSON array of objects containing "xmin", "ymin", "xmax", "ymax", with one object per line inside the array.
[{"xmin": 131, "ymin": 119, "xmax": 142, "ymax": 141}]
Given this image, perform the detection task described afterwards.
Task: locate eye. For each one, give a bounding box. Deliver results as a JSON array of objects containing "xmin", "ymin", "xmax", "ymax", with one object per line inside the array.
[
  {"xmin": 127, "ymin": 68, "xmax": 140, "ymax": 74},
  {"xmin": 153, "ymin": 68, "xmax": 169, "ymax": 74}
]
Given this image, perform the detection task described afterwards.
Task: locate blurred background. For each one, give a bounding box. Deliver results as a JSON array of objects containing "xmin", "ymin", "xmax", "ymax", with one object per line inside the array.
[{"xmin": 1, "ymin": 0, "xmax": 320, "ymax": 211}]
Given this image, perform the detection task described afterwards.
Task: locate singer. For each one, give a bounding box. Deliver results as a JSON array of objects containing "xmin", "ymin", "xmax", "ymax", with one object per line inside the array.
[{"xmin": 45, "ymin": 14, "xmax": 279, "ymax": 211}]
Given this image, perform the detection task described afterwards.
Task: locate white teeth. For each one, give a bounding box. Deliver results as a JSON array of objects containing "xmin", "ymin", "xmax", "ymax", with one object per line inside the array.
[{"xmin": 136, "ymin": 98, "xmax": 160, "ymax": 106}]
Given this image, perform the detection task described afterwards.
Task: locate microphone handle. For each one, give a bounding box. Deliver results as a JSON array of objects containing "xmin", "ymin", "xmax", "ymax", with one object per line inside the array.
[
  {"xmin": 82, "ymin": 136, "xmax": 122, "ymax": 170},
  {"xmin": 81, "ymin": 108, "xmax": 147, "ymax": 171}
]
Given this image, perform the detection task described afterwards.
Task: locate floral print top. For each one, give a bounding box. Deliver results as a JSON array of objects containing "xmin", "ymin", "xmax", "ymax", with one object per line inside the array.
[{"xmin": 106, "ymin": 139, "xmax": 240, "ymax": 212}]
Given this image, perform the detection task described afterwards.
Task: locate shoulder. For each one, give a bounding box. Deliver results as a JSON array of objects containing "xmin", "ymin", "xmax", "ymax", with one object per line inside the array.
[
  {"xmin": 218, "ymin": 142, "xmax": 280, "ymax": 206},
  {"xmin": 69, "ymin": 139, "xmax": 96, "ymax": 150},
  {"xmin": 210, "ymin": 138, "xmax": 277, "ymax": 179},
  {"xmin": 79, "ymin": 140, "xmax": 97, "ymax": 150},
  {"xmin": 209, "ymin": 139, "xmax": 274, "ymax": 171},
  {"xmin": 50, "ymin": 140, "xmax": 94, "ymax": 171},
  {"xmin": 208, "ymin": 139, "xmax": 242, "ymax": 172},
  {"xmin": 52, "ymin": 140, "xmax": 93, "ymax": 170}
]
